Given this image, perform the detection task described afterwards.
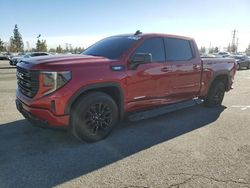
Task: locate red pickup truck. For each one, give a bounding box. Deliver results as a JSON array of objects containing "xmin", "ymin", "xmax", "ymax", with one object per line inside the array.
[{"xmin": 16, "ymin": 32, "xmax": 236, "ymax": 142}]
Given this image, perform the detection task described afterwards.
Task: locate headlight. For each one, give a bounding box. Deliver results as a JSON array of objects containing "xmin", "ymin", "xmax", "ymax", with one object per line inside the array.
[{"xmin": 41, "ymin": 71, "xmax": 71, "ymax": 96}]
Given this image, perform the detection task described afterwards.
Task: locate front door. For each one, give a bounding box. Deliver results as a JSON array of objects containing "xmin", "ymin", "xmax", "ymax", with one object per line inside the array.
[{"xmin": 126, "ymin": 37, "xmax": 168, "ymax": 111}]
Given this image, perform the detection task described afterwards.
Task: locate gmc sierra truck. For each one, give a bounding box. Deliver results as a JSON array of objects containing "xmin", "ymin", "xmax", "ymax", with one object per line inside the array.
[{"xmin": 16, "ymin": 32, "xmax": 236, "ymax": 142}]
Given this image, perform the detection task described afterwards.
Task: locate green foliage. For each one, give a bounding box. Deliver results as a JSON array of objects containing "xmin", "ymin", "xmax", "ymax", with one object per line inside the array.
[
  {"xmin": 54, "ymin": 45, "xmax": 84, "ymax": 54},
  {"xmin": 36, "ymin": 39, "xmax": 47, "ymax": 52},
  {"xmin": 56, "ymin": 45, "xmax": 63, "ymax": 53},
  {"xmin": 208, "ymin": 47, "xmax": 215, "ymax": 54},
  {"xmin": 231, "ymin": 44, "xmax": 237, "ymax": 53},
  {"xmin": 214, "ymin": 47, "xmax": 219, "ymax": 53},
  {"xmin": 246, "ymin": 44, "xmax": 250, "ymax": 56},
  {"xmin": 0, "ymin": 38, "xmax": 6, "ymax": 52},
  {"xmin": 227, "ymin": 43, "xmax": 237, "ymax": 53},
  {"xmin": 48, "ymin": 48, "xmax": 56, "ymax": 53},
  {"xmin": 199, "ymin": 46, "xmax": 206, "ymax": 54},
  {"xmin": 72, "ymin": 47, "xmax": 84, "ymax": 54},
  {"xmin": 227, "ymin": 43, "xmax": 231, "ymax": 52},
  {"xmin": 9, "ymin": 24, "xmax": 24, "ymax": 52}
]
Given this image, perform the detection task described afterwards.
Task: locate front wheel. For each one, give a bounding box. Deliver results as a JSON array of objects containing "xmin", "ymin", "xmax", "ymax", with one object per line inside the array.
[
  {"xmin": 70, "ymin": 92, "xmax": 119, "ymax": 142},
  {"xmin": 204, "ymin": 81, "xmax": 225, "ymax": 107}
]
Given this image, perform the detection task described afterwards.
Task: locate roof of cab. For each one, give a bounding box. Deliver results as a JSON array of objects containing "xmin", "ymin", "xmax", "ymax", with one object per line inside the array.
[{"xmin": 112, "ymin": 33, "xmax": 194, "ymax": 41}]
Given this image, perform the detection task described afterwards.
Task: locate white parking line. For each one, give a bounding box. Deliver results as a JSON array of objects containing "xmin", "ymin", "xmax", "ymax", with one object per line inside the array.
[{"xmin": 231, "ymin": 105, "xmax": 250, "ymax": 110}]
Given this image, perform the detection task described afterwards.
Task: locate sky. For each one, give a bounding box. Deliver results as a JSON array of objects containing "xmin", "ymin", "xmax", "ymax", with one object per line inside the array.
[{"xmin": 0, "ymin": 0, "xmax": 250, "ymax": 51}]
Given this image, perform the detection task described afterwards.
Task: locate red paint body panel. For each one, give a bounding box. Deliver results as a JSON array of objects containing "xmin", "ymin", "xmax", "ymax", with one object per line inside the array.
[
  {"xmin": 16, "ymin": 95, "xmax": 69, "ymax": 126},
  {"xmin": 16, "ymin": 33, "xmax": 236, "ymax": 127}
]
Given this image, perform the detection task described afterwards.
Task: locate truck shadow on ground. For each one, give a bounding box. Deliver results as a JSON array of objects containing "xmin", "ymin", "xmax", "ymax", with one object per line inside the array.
[{"xmin": 0, "ymin": 105, "xmax": 225, "ymax": 188}]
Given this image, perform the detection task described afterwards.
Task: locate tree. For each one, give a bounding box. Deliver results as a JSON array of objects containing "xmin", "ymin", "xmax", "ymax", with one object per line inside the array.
[
  {"xmin": 36, "ymin": 39, "xmax": 47, "ymax": 52},
  {"xmin": 246, "ymin": 44, "xmax": 250, "ymax": 56},
  {"xmin": 214, "ymin": 46, "xmax": 219, "ymax": 53},
  {"xmin": 0, "ymin": 38, "xmax": 5, "ymax": 52},
  {"xmin": 227, "ymin": 43, "xmax": 231, "ymax": 52},
  {"xmin": 49, "ymin": 48, "xmax": 56, "ymax": 53},
  {"xmin": 56, "ymin": 45, "xmax": 63, "ymax": 53},
  {"xmin": 31, "ymin": 48, "xmax": 37, "ymax": 52},
  {"xmin": 231, "ymin": 44, "xmax": 237, "ymax": 53},
  {"xmin": 78, "ymin": 47, "xmax": 84, "ymax": 53},
  {"xmin": 199, "ymin": 46, "xmax": 206, "ymax": 54},
  {"xmin": 208, "ymin": 47, "xmax": 215, "ymax": 54},
  {"xmin": 65, "ymin": 44, "xmax": 69, "ymax": 53},
  {"xmin": 9, "ymin": 37, "xmax": 16, "ymax": 52},
  {"xmin": 71, "ymin": 46, "xmax": 84, "ymax": 54},
  {"xmin": 9, "ymin": 24, "xmax": 24, "ymax": 52}
]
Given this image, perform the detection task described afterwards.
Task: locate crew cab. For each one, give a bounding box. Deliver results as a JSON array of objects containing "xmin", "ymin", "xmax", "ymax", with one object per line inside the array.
[{"xmin": 15, "ymin": 32, "xmax": 236, "ymax": 142}]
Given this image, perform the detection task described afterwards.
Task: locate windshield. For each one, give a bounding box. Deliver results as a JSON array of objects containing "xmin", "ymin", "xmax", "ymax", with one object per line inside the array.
[{"xmin": 81, "ymin": 36, "xmax": 138, "ymax": 59}]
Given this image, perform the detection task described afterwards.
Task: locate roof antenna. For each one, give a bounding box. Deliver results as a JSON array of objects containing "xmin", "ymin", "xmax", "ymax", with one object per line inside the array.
[{"xmin": 134, "ymin": 30, "xmax": 142, "ymax": 35}]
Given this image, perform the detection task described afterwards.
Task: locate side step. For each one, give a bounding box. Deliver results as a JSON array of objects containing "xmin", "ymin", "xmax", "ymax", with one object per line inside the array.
[{"xmin": 128, "ymin": 98, "xmax": 203, "ymax": 121}]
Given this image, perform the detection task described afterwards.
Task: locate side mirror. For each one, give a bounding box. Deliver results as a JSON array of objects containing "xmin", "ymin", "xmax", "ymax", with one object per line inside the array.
[{"xmin": 130, "ymin": 53, "xmax": 152, "ymax": 69}]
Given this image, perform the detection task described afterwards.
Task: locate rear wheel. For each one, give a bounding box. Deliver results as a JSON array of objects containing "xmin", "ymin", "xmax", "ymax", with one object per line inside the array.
[
  {"xmin": 204, "ymin": 81, "xmax": 225, "ymax": 107},
  {"xmin": 70, "ymin": 92, "xmax": 118, "ymax": 142},
  {"xmin": 247, "ymin": 63, "xmax": 250, "ymax": 69}
]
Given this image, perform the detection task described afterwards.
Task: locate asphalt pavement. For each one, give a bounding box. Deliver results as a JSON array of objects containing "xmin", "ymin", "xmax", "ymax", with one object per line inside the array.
[{"xmin": 0, "ymin": 60, "xmax": 249, "ymax": 188}]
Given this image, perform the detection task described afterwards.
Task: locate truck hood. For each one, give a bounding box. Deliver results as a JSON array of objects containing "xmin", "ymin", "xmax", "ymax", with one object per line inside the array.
[{"xmin": 19, "ymin": 54, "xmax": 111, "ymax": 66}]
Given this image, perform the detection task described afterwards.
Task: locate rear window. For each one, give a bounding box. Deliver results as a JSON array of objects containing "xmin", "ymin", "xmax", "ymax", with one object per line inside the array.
[
  {"xmin": 164, "ymin": 38, "xmax": 193, "ymax": 61},
  {"xmin": 82, "ymin": 36, "xmax": 137, "ymax": 59}
]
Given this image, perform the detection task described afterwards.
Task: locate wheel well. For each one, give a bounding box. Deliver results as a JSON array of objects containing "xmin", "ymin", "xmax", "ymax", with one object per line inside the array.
[
  {"xmin": 213, "ymin": 75, "xmax": 229, "ymax": 90},
  {"xmin": 70, "ymin": 86, "xmax": 124, "ymax": 120}
]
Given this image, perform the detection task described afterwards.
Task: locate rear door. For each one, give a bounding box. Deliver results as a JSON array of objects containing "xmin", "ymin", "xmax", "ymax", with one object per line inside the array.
[{"xmin": 164, "ymin": 38, "xmax": 202, "ymax": 100}]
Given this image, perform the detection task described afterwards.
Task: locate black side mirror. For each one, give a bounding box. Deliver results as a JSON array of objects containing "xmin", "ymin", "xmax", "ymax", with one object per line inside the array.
[{"xmin": 130, "ymin": 53, "xmax": 152, "ymax": 69}]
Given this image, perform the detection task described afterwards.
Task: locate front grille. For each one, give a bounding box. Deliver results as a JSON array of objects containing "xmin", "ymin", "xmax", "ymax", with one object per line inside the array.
[{"xmin": 16, "ymin": 66, "xmax": 39, "ymax": 98}]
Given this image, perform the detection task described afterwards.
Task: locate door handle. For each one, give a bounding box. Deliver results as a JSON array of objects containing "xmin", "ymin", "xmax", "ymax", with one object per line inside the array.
[{"xmin": 161, "ymin": 67, "xmax": 169, "ymax": 72}]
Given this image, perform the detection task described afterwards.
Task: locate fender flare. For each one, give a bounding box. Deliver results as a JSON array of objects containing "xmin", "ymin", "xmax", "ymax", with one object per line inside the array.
[
  {"xmin": 65, "ymin": 82, "xmax": 125, "ymax": 120},
  {"xmin": 207, "ymin": 70, "xmax": 231, "ymax": 92}
]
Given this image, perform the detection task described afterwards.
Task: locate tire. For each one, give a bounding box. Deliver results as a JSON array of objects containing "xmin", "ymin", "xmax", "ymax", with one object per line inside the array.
[
  {"xmin": 70, "ymin": 92, "xmax": 119, "ymax": 142},
  {"xmin": 204, "ymin": 81, "xmax": 225, "ymax": 107}
]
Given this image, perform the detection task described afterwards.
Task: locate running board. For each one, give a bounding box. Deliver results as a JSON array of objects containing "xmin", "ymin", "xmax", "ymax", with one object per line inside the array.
[{"xmin": 128, "ymin": 98, "xmax": 203, "ymax": 121}]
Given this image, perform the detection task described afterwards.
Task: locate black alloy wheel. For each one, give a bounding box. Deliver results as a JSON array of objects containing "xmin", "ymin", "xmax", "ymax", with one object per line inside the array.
[
  {"xmin": 71, "ymin": 92, "xmax": 118, "ymax": 142},
  {"xmin": 84, "ymin": 102, "xmax": 112, "ymax": 135}
]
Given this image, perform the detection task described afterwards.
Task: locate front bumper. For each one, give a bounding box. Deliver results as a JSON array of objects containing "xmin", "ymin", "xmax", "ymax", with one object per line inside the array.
[{"xmin": 16, "ymin": 98, "xmax": 69, "ymax": 127}]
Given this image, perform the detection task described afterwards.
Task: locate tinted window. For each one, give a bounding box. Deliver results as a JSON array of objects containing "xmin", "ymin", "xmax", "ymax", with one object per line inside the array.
[
  {"xmin": 82, "ymin": 36, "xmax": 137, "ymax": 59},
  {"xmin": 40, "ymin": 53, "xmax": 48, "ymax": 56},
  {"xmin": 164, "ymin": 38, "xmax": 193, "ymax": 61},
  {"xmin": 30, "ymin": 53, "xmax": 40, "ymax": 57},
  {"xmin": 133, "ymin": 38, "xmax": 165, "ymax": 62}
]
